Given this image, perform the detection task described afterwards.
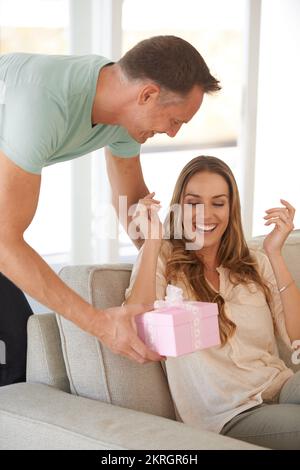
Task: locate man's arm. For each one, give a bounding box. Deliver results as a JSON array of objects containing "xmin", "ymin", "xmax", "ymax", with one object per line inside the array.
[
  {"xmin": 0, "ymin": 150, "xmax": 163, "ymax": 364},
  {"xmin": 0, "ymin": 150, "xmax": 95, "ymax": 328},
  {"xmin": 105, "ymin": 149, "xmax": 150, "ymax": 250}
]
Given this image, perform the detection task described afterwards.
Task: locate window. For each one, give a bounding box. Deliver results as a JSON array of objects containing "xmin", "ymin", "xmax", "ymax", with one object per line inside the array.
[
  {"xmin": 122, "ymin": 0, "xmax": 246, "ymax": 150},
  {"xmin": 0, "ymin": 0, "xmax": 69, "ymax": 54}
]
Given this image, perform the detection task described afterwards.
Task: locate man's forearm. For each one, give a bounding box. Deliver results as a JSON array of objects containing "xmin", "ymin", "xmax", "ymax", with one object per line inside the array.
[{"xmin": 0, "ymin": 238, "xmax": 96, "ymax": 331}]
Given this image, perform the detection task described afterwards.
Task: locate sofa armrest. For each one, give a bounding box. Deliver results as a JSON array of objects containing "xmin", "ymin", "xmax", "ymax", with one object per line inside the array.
[
  {"xmin": 27, "ymin": 314, "xmax": 70, "ymax": 392},
  {"xmin": 0, "ymin": 383, "xmax": 265, "ymax": 450}
]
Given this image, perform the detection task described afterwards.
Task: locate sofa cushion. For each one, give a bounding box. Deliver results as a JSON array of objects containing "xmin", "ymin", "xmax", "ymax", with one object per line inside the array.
[
  {"xmin": 0, "ymin": 383, "xmax": 264, "ymax": 450},
  {"xmin": 27, "ymin": 314, "xmax": 70, "ymax": 392},
  {"xmin": 56, "ymin": 265, "xmax": 176, "ymax": 420}
]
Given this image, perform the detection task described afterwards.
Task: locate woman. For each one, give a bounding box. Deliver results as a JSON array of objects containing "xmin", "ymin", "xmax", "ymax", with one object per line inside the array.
[{"xmin": 124, "ymin": 156, "xmax": 300, "ymax": 450}]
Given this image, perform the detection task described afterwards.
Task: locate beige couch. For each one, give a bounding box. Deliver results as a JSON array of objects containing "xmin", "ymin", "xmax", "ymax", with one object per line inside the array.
[{"xmin": 0, "ymin": 232, "xmax": 299, "ymax": 450}]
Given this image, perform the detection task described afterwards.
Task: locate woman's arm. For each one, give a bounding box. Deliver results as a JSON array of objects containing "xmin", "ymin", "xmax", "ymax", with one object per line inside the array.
[
  {"xmin": 265, "ymin": 252, "xmax": 300, "ymax": 342},
  {"xmin": 105, "ymin": 149, "xmax": 152, "ymax": 250},
  {"xmin": 124, "ymin": 192, "xmax": 164, "ymax": 305},
  {"xmin": 125, "ymin": 238, "xmax": 162, "ymax": 305},
  {"xmin": 263, "ymin": 199, "xmax": 300, "ymax": 342}
]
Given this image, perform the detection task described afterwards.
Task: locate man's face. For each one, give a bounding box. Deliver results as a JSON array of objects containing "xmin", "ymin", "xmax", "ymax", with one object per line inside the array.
[{"xmin": 124, "ymin": 85, "xmax": 204, "ymax": 144}]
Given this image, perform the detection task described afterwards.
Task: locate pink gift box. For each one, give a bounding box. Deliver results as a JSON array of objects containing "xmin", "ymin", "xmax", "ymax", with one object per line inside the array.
[{"xmin": 135, "ymin": 301, "xmax": 220, "ymax": 357}]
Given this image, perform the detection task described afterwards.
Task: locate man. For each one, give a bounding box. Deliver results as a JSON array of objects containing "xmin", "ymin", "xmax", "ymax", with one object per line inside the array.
[{"xmin": 0, "ymin": 35, "xmax": 220, "ymax": 367}]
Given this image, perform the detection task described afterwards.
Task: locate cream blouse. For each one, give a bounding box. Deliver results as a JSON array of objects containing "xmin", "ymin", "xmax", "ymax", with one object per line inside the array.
[{"xmin": 124, "ymin": 241, "xmax": 294, "ymax": 433}]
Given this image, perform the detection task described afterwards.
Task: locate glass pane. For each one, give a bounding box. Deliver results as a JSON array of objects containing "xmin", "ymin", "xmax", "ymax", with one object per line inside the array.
[
  {"xmin": 122, "ymin": 0, "xmax": 246, "ymax": 149},
  {"xmin": 0, "ymin": 0, "xmax": 69, "ymax": 54}
]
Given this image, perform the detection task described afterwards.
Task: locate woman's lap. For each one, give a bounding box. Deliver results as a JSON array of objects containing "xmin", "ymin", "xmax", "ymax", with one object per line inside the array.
[
  {"xmin": 221, "ymin": 372, "xmax": 300, "ymax": 449},
  {"xmin": 279, "ymin": 370, "xmax": 300, "ymax": 404}
]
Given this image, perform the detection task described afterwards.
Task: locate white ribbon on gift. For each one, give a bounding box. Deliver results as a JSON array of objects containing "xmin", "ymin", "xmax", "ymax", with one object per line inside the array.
[
  {"xmin": 154, "ymin": 284, "xmax": 202, "ymax": 351},
  {"xmin": 154, "ymin": 284, "xmax": 184, "ymax": 309}
]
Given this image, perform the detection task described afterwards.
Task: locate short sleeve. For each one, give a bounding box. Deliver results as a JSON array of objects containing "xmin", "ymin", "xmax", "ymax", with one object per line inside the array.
[
  {"xmin": 124, "ymin": 241, "xmax": 171, "ymax": 302},
  {"xmin": 0, "ymin": 84, "xmax": 66, "ymax": 174},
  {"xmin": 108, "ymin": 127, "xmax": 141, "ymax": 158},
  {"xmin": 253, "ymin": 249, "xmax": 292, "ymax": 349}
]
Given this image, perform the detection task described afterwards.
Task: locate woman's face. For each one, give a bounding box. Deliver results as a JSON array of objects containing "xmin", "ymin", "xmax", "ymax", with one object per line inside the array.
[{"xmin": 182, "ymin": 171, "xmax": 230, "ymax": 251}]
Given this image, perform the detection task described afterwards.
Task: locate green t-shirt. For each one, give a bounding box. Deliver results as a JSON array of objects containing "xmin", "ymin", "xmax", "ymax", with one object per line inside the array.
[{"xmin": 0, "ymin": 53, "xmax": 141, "ymax": 174}]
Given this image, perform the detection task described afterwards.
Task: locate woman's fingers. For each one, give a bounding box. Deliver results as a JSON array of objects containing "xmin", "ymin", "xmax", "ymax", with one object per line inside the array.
[
  {"xmin": 141, "ymin": 199, "xmax": 161, "ymax": 207},
  {"xmin": 139, "ymin": 200, "xmax": 161, "ymax": 209},
  {"xmin": 264, "ymin": 218, "xmax": 286, "ymax": 230},
  {"xmin": 144, "ymin": 192, "xmax": 160, "ymax": 204},
  {"xmin": 280, "ymin": 199, "xmax": 296, "ymax": 217},
  {"xmin": 265, "ymin": 208, "xmax": 289, "ymax": 216},
  {"xmin": 265, "ymin": 217, "xmax": 294, "ymax": 231},
  {"xmin": 144, "ymin": 192, "xmax": 156, "ymax": 199},
  {"xmin": 264, "ymin": 216, "xmax": 293, "ymax": 228},
  {"xmin": 134, "ymin": 199, "xmax": 161, "ymax": 217},
  {"xmin": 137, "ymin": 200, "xmax": 162, "ymax": 220},
  {"xmin": 265, "ymin": 200, "xmax": 295, "ymax": 220},
  {"xmin": 264, "ymin": 210, "xmax": 290, "ymax": 223}
]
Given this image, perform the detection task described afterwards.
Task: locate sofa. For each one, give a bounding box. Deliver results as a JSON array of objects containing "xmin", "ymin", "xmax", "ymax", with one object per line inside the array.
[{"xmin": 0, "ymin": 232, "xmax": 299, "ymax": 450}]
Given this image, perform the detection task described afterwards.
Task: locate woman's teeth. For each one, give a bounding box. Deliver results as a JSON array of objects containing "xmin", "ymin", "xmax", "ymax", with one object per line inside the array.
[{"xmin": 196, "ymin": 224, "xmax": 217, "ymax": 232}]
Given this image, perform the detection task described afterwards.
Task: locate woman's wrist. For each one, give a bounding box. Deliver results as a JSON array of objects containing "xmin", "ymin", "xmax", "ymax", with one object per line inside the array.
[
  {"xmin": 144, "ymin": 237, "xmax": 163, "ymax": 251},
  {"xmin": 264, "ymin": 248, "xmax": 282, "ymax": 260}
]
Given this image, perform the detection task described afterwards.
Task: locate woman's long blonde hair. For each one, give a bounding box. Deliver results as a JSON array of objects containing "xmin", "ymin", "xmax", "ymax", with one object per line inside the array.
[{"xmin": 164, "ymin": 156, "xmax": 271, "ymax": 346}]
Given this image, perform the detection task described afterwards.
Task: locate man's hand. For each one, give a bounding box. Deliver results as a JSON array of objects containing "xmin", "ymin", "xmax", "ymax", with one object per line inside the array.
[{"xmin": 89, "ymin": 303, "xmax": 165, "ymax": 363}]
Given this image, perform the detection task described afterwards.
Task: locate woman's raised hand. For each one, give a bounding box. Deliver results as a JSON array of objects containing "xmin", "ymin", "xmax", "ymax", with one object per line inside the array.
[
  {"xmin": 263, "ymin": 199, "xmax": 295, "ymax": 255},
  {"xmin": 132, "ymin": 192, "xmax": 163, "ymax": 240}
]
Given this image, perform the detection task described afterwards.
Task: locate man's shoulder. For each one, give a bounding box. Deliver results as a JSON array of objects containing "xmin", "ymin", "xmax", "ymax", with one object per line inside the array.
[
  {"xmin": 1, "ymin": 53, "xmax": 111, "ymax": 96},
  {"xmin": 0, "ymin": 52, "xmax": 110, "ymax": 69}
]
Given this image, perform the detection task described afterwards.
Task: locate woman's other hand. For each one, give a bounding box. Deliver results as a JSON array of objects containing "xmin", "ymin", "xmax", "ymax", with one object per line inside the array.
[{"xmin": 263, "ymin": 199, "xmax": 295, "ymax": 255}]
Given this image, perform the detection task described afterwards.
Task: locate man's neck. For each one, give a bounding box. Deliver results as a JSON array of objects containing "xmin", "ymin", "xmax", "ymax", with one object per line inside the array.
[{"xmin": 91, "ymin": 63, "xmax": 127, "ymax": 126}]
